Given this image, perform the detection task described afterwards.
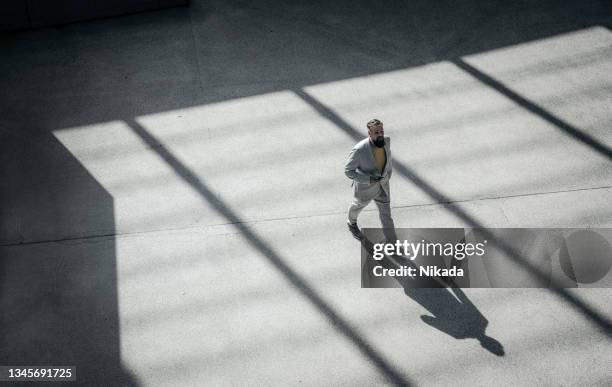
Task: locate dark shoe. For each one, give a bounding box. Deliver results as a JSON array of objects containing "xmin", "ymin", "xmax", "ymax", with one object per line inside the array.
[{"xmin": 347, "ymin": 222, "xmax": 363, "ymax": 240}]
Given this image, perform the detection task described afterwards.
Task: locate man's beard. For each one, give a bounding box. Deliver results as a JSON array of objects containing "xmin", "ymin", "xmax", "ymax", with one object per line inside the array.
[{"xmin": 373, "ymin": 136, "xmax": 385, "ymax": 147}]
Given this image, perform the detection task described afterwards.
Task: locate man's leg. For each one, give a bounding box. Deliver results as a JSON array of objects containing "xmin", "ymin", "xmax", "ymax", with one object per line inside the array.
[
  {"xmin": 348, "ymin": 197, "xmax": 370, "ymax": 224},
  {"xmin": 347, "ymin": 197, "xmax": 370, "ymax": 240},
  {"xmin": 374, "ymin": 187, "xmax": 397, "ymax": 242}
]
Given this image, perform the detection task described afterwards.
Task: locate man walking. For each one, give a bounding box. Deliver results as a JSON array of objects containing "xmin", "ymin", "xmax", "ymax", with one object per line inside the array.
[{"xmin": 345, "ymin": 119, "xmax": 396, "ymax": 241}]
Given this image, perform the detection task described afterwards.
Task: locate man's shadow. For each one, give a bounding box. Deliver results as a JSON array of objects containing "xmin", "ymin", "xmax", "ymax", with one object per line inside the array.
[{"xmin": 361, "ymin": 235, "xmax": 505, "ymax": 356}]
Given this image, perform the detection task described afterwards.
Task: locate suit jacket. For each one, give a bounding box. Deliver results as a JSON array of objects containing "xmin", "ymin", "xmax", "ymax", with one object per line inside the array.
[{"xmin": 344, "ymin": 136, "xmax": 392, "ymax": 200}]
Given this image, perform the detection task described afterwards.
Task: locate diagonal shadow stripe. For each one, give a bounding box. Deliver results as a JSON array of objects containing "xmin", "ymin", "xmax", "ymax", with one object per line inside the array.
[
  {"xmin": 453, "ymin": 58, "xmax": 612, "ymax": 161},
  {"xmin": 293, "ymin": 89, "xmax": 612, "ymax": 338},
  {"xmin": 123, "ymin": 118, "xmax": 412, "ymax": 386}
]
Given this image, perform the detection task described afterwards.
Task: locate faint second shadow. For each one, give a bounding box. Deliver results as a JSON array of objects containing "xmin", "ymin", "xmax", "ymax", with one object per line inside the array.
[{"xmin": 362, "ymin": 237, "xmax": 505, "ymax": 357}]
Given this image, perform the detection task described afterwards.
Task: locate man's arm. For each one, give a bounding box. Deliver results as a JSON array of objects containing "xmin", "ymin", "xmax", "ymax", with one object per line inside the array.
[
  {"xmin": 344, "ymin": 147, "xmax": 372, "ymax": 184},
  {"xmin": 386, "ymin": 136, "xmax": 392, "ymax": 179}
]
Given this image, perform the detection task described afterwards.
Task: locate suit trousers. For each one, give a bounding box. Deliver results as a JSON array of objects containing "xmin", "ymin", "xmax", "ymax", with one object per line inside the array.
[{"xmin": 348, "ymin": 185, "xmax": 396, "ymax": 234}]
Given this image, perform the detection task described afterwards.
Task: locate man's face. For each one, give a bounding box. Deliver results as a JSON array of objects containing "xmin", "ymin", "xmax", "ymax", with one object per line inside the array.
[{"xmin": 368, "ymin": 124, "xmax": 384, "ymax": 142}]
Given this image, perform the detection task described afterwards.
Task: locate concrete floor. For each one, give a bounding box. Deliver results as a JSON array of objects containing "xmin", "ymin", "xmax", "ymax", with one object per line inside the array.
[{"xmin": 1, "ymin": 0, "xmax": 611, "ymax": 385}]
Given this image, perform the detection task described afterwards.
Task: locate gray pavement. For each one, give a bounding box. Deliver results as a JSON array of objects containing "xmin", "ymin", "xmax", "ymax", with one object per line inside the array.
[{"xmin": 1, "ymin": 1, "xmax": 612, "ymax": 385}]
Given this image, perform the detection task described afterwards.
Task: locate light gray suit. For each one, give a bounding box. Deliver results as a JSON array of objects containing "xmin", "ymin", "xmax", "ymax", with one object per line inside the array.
[{"xmin": 344, "ymin": 136, "xmax": 395, "ymax": 233}]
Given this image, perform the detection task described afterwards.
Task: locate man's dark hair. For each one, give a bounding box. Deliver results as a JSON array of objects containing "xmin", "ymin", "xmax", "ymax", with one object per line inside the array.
[{"xmin": 367, "ymin": 119, "xmax": 382, "ymax": 129}]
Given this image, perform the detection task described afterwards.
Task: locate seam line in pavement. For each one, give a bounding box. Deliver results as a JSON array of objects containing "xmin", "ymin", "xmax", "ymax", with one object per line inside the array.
[{"xmin": 2, "ymin": 185, "xmax": 611, "ymax": 247}]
